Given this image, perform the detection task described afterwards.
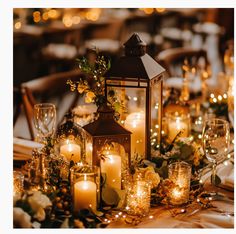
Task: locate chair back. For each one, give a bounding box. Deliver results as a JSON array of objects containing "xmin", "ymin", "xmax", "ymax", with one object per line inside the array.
[
  {"xmin": 21, "ymin": 70, "xmax": 84, "ymax": 140},
  {"xmin": 156, "ymin": 47, "xmax": 209, "ymax": 77}
]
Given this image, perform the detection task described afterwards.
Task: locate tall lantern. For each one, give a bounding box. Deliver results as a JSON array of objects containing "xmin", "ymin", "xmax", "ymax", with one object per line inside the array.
[
  {"xmin": 83, "ymin": 103, "xmax": 131, "ymax": 190},
  {"xmin": 104, "ymin": 33, "xmax": 165, "ymax": 159}
]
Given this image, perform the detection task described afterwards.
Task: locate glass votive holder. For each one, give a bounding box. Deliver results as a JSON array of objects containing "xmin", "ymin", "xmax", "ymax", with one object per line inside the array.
[
  {"xmin": 13, "ymin": 171, "xmax": 24, "ymax": 195},
  {"xmin": 166, "ymin": 112, "xmax": 190, "ymax": 141},
  {"xmin": 70, "ymin": 165, "xmax": 100, "ymax": 214},
  {"xmin": 125, "ymin": 174, "xmax": 151, "ymax": 216},
  {"xmin": 168, "ymin": 162, "xmax": 191, "ymax": 205}
]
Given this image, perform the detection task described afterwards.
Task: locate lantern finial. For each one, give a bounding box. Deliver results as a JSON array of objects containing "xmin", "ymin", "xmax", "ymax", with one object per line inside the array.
[{"xmin": 124, "ymin": 33, "xmax": 146, "ymax": 56}]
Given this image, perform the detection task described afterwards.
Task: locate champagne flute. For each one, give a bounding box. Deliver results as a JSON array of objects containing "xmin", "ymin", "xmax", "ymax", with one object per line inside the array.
[
  {"xmin": 202, "ymin": 118, "xmax": 230, "ymax": 184},
  {"xmin": 33, "ymin": 103, "xmax": 56, "ymax": 143}
]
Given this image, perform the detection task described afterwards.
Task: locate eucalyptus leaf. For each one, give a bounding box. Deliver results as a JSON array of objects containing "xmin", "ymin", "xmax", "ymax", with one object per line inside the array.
[
  {"xmin": 91, "ymin": 209, "xmax": 104, "ymax": 217},
  {"xmin": 143, "ymin": 160, "xmax": 156, "ymax": 168},
  {"xmin": 180, "ymin": 144, "xmax": 193, "ymax": 160},
  {"xmin": 211, "ymin": 174, "xmax": 221, "ymax": 186},
  {"xmin": 114, "ymin": 189, "xmax": 126, "ymax": 209},
  {"xmin": 102, "ymin": 186, "xmax": 120, "ymax": 206}
]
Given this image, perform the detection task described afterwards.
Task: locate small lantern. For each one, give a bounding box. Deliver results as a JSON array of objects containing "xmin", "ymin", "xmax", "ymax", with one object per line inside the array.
[
  {"xmin": 104, "ymin": 33, "xmax": 165, "ymax": 159},
  {"xmin": 56, "ymin": 112, "xmax": 85, "ymax": 163},
  {"xmin": 83, "ymin": 103, "xmax": 131, "ymax": 190}
]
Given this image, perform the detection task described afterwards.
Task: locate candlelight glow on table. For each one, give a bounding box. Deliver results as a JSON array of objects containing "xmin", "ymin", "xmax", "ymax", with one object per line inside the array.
[{"xmin": 168, "ymin": 162, "xmax": 191, "ymax": 205}]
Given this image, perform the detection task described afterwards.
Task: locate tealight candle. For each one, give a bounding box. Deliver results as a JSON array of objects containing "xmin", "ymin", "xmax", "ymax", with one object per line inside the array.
[
  {"xmin": 60, "ymin": 139, "xmax": 81, "ymax": 162},
  {"xmin": 13, "ymin": 171, "xmax": 24, "ymax": 195},
  {"xmin": 124, "ymin": 111, "xmax": 145, "ymax": 157},
  {"xmin": 126, "ymin": 179, "xmax": 151, "ymax": 216},
  {"xmin": 167, "ymin": 112, "xmax": 190, "ymax": 141},
  {"xmin": 168, "ymin": 162, "xmax": 191, "ymax": 205},
  {"xmin": 101, "ymin": 152, "xmax": 121, "ymax": 189}
]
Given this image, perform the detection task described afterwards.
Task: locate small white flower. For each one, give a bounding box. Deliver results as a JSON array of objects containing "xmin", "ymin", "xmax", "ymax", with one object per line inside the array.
[
  {"xmin": 28, "ymin": 191, "xmax": 51, "ymax": 221},
  {"xmin": 28, "ymin": 191, "xmax": 52, "ymax": 212},
  {"xmin": 13, "ymin": 207, "xmax": 32, "ymax": 228},
  {"xmin": 32, "ymin": 221, "xmax": 41, "ymax": 228}
]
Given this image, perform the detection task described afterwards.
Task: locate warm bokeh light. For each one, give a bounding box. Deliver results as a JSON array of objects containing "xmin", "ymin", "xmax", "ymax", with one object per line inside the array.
[
  {"xmin": 143, "ymin": 8, "xmax": 154, "ymax": 15},
  {"xmin": 72, "ymin": 15, "xmax": 81, "ymax": 25},
  {"xmin": 63, "ymin": 14, "xmax": 73, "ymax": 27},
  {"xmin": 156, "ymin": 8, "xmax": 166, "ymax": 13},
  {"xmin": 14, "ymin": 21, "xmax": 22, "ymax": 30}
]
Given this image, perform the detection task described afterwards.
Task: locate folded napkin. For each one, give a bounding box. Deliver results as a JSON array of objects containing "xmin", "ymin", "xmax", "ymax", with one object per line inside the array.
[
  {"xmin": 199, "ymin": 212, "xmax": 234, "ymax": 228},
  {"xmin": 13, "ymin": 137, "xmax": 42, "ymax": 160},
  {"xmin": 217, "ymin": 161, "xmax": 234, "ymax": 189}
]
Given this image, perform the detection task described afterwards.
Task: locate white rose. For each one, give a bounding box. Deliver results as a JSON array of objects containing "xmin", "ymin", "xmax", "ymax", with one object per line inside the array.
[
  {"xmin": 34, "ymin": 207, "xmax": 46, "ymax": 221},
  {"xmin": 144, "ymin": 167, "xmax": 160, "ymax": 188},
  {"xmin": 13, "ymin": 207, "xmax": 32, "ymax": 228},
  {"xmin": 28, "ymin": 191, "xmax": 52, "ymax": 212}
]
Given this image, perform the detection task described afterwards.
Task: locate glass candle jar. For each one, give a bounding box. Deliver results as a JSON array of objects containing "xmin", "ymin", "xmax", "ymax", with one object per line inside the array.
[
  {"xmin": 166, "ymin": 112, "xmax": 190, "ymax": 141},
  {"xmin": 13, "ymin": 171, "xmax": 24, "ymax": 195},
  {"xmin": 70, "ymin": 165, "xmax": 100, "ymax": 214},
  {"xmin": 126, "ymin": 173, "xmax": 151, "ymax": 216},
  {"xmin": 168, "ymin": 162, "xmax": 191, "ymax": 205}
]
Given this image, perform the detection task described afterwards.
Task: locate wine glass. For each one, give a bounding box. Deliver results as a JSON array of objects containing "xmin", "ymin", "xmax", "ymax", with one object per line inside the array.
[
  {"xmin": 202, "ymin": 118, "xmax": 230, "ymax": 184},
  {"xmin": 33, "ymin": 103, "xmax": 56, "ymax": 143}
]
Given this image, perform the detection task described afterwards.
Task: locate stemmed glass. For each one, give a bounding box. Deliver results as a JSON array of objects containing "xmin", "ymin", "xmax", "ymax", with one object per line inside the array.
[
  {"xmin": 33, "ymin": 103, "xmax": 56, "ymax": 143},
  {"xmin": 202, "ymin": 118, "xmax": 230, "ymax": 184}
]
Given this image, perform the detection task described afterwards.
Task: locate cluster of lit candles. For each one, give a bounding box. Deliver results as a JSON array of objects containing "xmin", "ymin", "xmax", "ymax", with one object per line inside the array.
[{"xmin": 57, "ymin": 109, "xmax": 194, "ymax": 214}]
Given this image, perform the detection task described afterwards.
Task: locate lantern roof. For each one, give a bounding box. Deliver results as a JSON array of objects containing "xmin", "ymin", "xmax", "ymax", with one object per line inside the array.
[
  {"xmin": 105, "ymin": 33, "xmax": 165, "ymax": 80},
  {"xmin": 83, "ymin": 103, "xmax": 131, "ymax": 137}
]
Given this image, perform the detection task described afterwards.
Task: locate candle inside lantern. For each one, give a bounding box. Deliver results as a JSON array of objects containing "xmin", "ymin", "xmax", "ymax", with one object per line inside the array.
[
  {"xmin": 74, "ymin": 174, "xmax": 97, "ymax": 213},
  {"xmin": 168, "ymin": 162, "xmax": 191, "ymax": 205},
  {"xmin": 60, "ymin": 139, "xmax": 81, "ymax": 162},
  {"xmin": 126, "ymin": 180, "xmax": 150, "ymax": 216},
  {"xmin": 167, "ymin": 112, "xmax": 190, "ymax": 141},
  {"xmin": 124, "ymin": 111, "xmax": 145, "ymax": 157},
  {"xmin": 101, "ymin": 152, "xmax": 121, "ymax": 189}
]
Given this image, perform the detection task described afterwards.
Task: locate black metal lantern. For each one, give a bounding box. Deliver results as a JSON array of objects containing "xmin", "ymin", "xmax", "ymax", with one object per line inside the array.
[
  {"xmin": 83, "ymin": 103, "xmax": 131, "ymax": 190},
  {"xmin": 104, "ymin": 33, "xmax": 165, "ymax": 159}
]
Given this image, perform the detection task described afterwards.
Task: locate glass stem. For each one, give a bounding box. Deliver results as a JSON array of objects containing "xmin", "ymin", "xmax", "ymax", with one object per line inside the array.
[{"xmin": 212, "ymin": 163, "xmax": 216, "ymax": 184}]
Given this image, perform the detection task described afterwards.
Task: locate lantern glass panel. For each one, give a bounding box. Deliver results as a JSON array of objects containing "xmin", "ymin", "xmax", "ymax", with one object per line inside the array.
[
  {"xmin": 107, "ymin": 82, "xmax": 146, "ymax": 159},
  {"xmin": 85, "ymin": 134, "xmax": 93, "ymax": 165},
  {"xmin": 150, "ymin": 79, "xmax": 162, "ymax": 152}
]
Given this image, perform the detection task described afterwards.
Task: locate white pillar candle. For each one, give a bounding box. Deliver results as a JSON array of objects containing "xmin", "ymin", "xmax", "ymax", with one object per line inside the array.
[
  {"xmin": 101, "ymin": 154, "xmax": 121, "ymax": 189},
  {"xmin": 168, "ymin": 116, "xmax": 189, "ymax": 141},
  {"xmin": 74, "ymin": 177, "xmax": 97, "ymax": 212},
  {"xmin": 60, "ymin": 140, "xmax": 81, "ymax": 162},
  {"xmin": 124, "ymin": 111, "xmax": 145, "ymax": 157}
]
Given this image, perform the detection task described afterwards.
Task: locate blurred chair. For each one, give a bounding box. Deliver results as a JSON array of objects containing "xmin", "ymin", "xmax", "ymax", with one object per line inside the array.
[
  {"xmin": 41, "ymin": 28, "xmax": 82, "ymax": 73},
  {"xmin": 82, "ymin": 20, "xmax": 124, "ymax": 59},
  {"xmin": 13, "ymin": 87, "xmax": 23, "ymax": 126},
  {"xmin": 20, "ymin": 70, "xmax": 83, "ymax": 140},
  {"xmin": 156, "ymin": 47, "xmax": 209, "ymax": 77}
]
